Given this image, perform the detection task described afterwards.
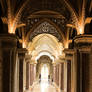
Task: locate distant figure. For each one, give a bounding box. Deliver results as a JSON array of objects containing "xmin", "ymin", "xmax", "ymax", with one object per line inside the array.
[
  {"xmin": 52, "ymin": 79, "xmax": 53, "ymax": 82},
  {"xmin": 39, "ymin": 74, "xmax": 41, "ymax": 83},
  {"xmin": 48, "ymin": 75, "xmax": 50, "ymax": 83}
]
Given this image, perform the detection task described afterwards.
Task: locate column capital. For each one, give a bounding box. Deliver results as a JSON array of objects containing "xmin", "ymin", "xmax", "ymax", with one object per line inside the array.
[
  {"xmin": 25, "ymin": 55, "xmax": 31, "ymax": 63},
  {"xmin": 74, "ymin": 35, "xmax": 92, "ymax": 43},
  {"xmin": 0, "ymin": 34, "xmax": 18, "ymax": 40},
  {"xmin": 63, "ymin": 49, "xmax": 77, "ymax": 60},
  {"xmin": 74, "ymin": 35, "xmax": 92, "ymax": 48},
  {"xmin": 0, "ymin": 34, "xmax": 18, "ymax": 48},
  {"xmin": 64, "ymin": 48, "xmax": 76, "ymax": 54},
  {"xmin": 18, "ymin": 48, "xmax": 27, "ymax": 59}
]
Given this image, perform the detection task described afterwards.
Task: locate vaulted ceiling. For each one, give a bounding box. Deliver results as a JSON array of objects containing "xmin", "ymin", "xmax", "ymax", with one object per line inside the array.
[
  {"xmin": 0, "ymin": 0, "xmax": 91, "ymax": 18},
  {"xmin": 0, "ymin": 0, "xmax": 92, "ymax": 43}
]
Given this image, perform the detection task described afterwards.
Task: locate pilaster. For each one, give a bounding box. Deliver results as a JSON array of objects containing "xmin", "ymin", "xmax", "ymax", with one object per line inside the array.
[
  {"xmin": 25, "ymin": 55, "xmax": 31, "ymax": 90},
  {"xmin": 74, "ymin": 35, "xmax": 92, "ymax": 92},
  {"xmin": 64, "ymin": 49, "xmax": 77, "ymax": 92},
  {"xmin": 0, "ymin": 34, "xmax": 17, "ymax": 92},
  {"xmin": 18, "ymin": 48, "xmax": 27, "ymax": 92}
]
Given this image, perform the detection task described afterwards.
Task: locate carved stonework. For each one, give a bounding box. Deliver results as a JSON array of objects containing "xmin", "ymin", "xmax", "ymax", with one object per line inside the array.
[
  {"xmin": 29, "ymin": 21, "xmax": 62, "ymax": 41},
  {"xmin": 37, "ymin": 55, "xmax": 52, "ymax": 64},
  {"xmin": 74, "ymin": 35, "xmax": 92, "ymax": 48}
]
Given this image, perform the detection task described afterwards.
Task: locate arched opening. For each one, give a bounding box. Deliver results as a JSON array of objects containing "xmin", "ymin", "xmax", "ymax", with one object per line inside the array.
[
  {"xmin": 36, "ymin": 55, "xmax": 53, "ymax": 82},
  {"xmin": 41, "ymin": 64, "xmax": 49, "ymax": 80},
  {"xmin": 27, "ymin": 33, "xmax": 64, "ymax": 92},
  {"xmin": 25, "ymin": 21, "xmax": 65, "ymax": 92}
]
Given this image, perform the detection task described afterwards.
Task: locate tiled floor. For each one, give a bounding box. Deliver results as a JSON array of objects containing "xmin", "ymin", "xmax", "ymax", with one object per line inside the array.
[{"xmin": 31, "ymin": 80, "xmax": 58, "ymax": 92}]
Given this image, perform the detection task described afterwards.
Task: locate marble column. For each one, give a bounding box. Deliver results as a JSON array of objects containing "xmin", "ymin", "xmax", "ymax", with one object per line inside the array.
[
  {"xmin": 55, "ymin": 65, "xmax": 58, "ymax": 85},
  {"xmin": 64, "ymin": 62, "xmax": 67, "ymax": 92},
  {"xmin": 64, "ymin": 49, "xmax": 76, "ymax": 92},
  {"xmin": 57, "ymin": 64, "xmax": 59, "ymax": 86},
  {"xmin": 33, "ymin": 64, "xmax": 36, "ymax": 82},
  {"xmin": 61, "ymin": 63, "xmax": 64, "ymax": 90},
  {"xmin": 55, "ymin": 65, "xmax": 57, "ymax": 85},
  {"xmin": 67, "ymin": 60, "xmax": 71, "ymax": 92},
  {"xmin": 59, "ymin": 63, "xmax": 61, "ymax": 89},
  {"xmin": 25, "ymin": 55, "xmax": 31, "ymax": 90},
  {"xmin": 30, "ymin": 64, "xmax": 34, "ymax": 86},
  {"xmin": 74, "ymin": 35, "xmax": 92, "ymax": 92},
  {"xmin": 0, "ymin": 34, "xmax": 17, "ymax": 92},
  {"xmin": 52, "ymin": 65, "xmax": 56, "ymax": 83},
  {"xmin": 26, "ymin": 62, "xmax": 30, "ymax": 90},
  {"xmin": 18, "ymin": 48, "xmax": 27, "ymax": 92}
]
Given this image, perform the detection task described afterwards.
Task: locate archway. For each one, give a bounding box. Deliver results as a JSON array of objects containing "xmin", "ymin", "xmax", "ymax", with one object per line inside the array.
[
  {"xmin": 28, "ymin": 34, "xmax": 63, "ymax": 92},
  {"xmin": 26, "ymin": 21, "xmax": 65, "ymax": 92},
  {"xmin": 36, "ymin": 55, "xmax": 53, "ymax": 81},
  {"xmin": 27, "ymin": 33, "xmax": 64, "ymax": 61}
]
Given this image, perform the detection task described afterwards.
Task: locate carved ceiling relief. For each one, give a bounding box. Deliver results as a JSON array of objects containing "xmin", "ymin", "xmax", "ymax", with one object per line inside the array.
[
  {"xmin": 49, "ymin": 18, "xmax": 67, "ymax": 33},
  {"xmin": 28, "ymin": 21, "xmax": 63, "ymax": 41},
  {"xmin": 26, "ymin": 17, "xmax": 67, "ymax": 34}
]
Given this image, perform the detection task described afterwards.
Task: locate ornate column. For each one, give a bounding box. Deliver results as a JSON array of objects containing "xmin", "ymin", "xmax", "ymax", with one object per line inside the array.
[
  {"xmin": 61, "ymin": 63, "xmax": 64, "ymax": 90},
  {"xmin": 57, "ymin": 58, "xmax": 65, "ymax": 91},
  {"xmin": 30, "ymin": 64, "xmax": 35, "ymax": 86},
  {"xmin": 64, "ymin": 61, "xmax": 67, "ymax": 92},
  {"xmin": 52, "ymin": 64, "xmax": 56, "ymax": 83},
  {"xmin": 89, "ymin": 48, "xmax": 92, "ymax": 92},
  {"xmin": 29, "ymin": 63, "xmax": 36, "ymax": 86},
  {"xmin": 74, "ymin": 35, "xmax": 92, "ymax": 92},
  {"xmin": 0, "ymin": 34, "xmax": 17, "ymax": 92},
  {"xmin": 58, "ymin": 58, "xmax": 65, "ymax": 90},
  {"xmin": 25, "ymin": 55, "xmax": 31, "ymax": 90},
  {"xmin": 59, "ymin": 63, "xmax": 61, "ymax": 89},
  {"xmin": 33, "ymin": 64, "xmax": 36, "ymax": 82},
  {"xmin": 18, "ymin": 48, "xmax": 27, "ymax": 92},
  {"xmin": 64, "ymin": 49, "xmax": 77, "ymax": 92},
  {"xmin": 57, "ymin": 64, "xmax": 59, "ymax": 86},
  {"xmin": 54, "ymin": 65, "xmax": 57, "ymax": 84}
]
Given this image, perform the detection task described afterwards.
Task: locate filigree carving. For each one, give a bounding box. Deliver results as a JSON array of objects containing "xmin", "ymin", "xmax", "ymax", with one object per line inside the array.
[{"xmin": 29, "ymin": 21, "xmax": 62, "ymax": 41}]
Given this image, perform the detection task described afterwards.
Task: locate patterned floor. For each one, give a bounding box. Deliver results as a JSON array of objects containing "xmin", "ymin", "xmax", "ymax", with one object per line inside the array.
[{"xmin": 31, "ymin": 80, "xmax": 59, "ymax": 92}]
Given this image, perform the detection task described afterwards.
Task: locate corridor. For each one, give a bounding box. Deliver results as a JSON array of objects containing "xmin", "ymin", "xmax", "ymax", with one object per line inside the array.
[
  {"xmin": 30, "ymin": 64, "xmax": 60, "ymax": 92},
  {"xmin": 31, "ymin": 80, "xmax": 59, "ymax": 92}
]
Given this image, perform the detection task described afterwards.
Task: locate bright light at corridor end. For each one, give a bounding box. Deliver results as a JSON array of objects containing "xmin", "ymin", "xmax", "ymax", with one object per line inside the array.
[
  {"xmin": 35, "ymin": 52, "xmax": 54, "ymax": 62},
  {"xmin": 41, "ymin": 64, "xmax": 49, "ymax": 80}
]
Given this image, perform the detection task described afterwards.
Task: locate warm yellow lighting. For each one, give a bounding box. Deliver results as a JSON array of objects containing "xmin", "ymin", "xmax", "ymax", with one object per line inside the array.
[
  {"xmin": 8, "ymin": 20, "xmax": 16, "ymax": 34},
  {"xmin": 40, "ymin": 80, "xmax": 48, "ymax": 92},
  {"xmin": 78, "ymin": 27, "xmax": 84, "ymax": 35},
  {"xmin": 27, "ymin": 34, "xmax": 64, "ymax": 61},
  {"xmin": 64, "ymin": 41, "xmax": 68, "ymax": 48},
  {"xmin": 77, "ymin": 22, "xmax": 84, "ymax": 35},
  {"xmin": 40, "ymin": 64, "xmax": 49, "ymax": 92},
  {"xmin": 22, "ymin": 40, "xmax": 27, "ymax": 48},
  {"xmin": 41, "ymin": 64, "xmax": 49, "ymax": 80},
  {"xmin": 9, "ymin": 26, "xmax": 15, "ymax": 34},
  {"xmin": 64, "ymin": 0, "xmax": 85, "ymax": 35},
  {"xmin": 36, "ymin": 52, "xmax": 54, "ymax": 62}
]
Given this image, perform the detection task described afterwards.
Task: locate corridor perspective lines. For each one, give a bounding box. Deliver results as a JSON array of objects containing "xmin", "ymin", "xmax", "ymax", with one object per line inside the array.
[{"xmin": 31, "ymin": 80, "xmax": 59, "ymax": 92}]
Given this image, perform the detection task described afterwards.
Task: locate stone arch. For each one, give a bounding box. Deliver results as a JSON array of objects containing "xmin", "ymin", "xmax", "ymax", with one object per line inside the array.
[
  {"xmin": 36, "ymin": 55, "xmax": 53, "ymax": 79},
  {"xmin": 26, "ymin": 18, "xmax": 65, "ymax": 45},
  {"xmin": 30, "ymin": 10, "xmax": 65, "ymax": 18},
  {"xmin": 27, "ymin": 34, "xmax": 64, "ymax": 61}
]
